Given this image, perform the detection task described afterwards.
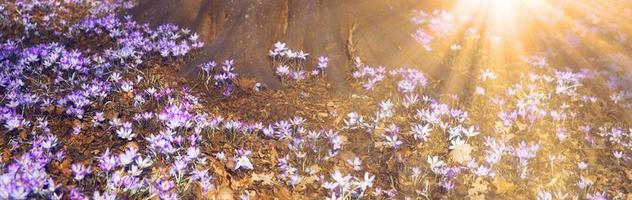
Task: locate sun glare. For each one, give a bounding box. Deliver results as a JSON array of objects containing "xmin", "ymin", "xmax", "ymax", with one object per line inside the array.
[
  {"xmin": 458, "ymin": 0, "xmax": 519, "ymax": 12},
  {"xmin": 488, "ymin": 0, "xmax": 517, "ymax": 12},
  {"xmin": 453, "ymin": 0, "xmax": 524, "ymax": 32},
  {"xmin": 458, "ymin": 0, "xmax": 531, "ymax": 27}
]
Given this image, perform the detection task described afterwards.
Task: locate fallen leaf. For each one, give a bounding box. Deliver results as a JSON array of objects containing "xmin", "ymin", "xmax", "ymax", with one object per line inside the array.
[
  {"xmin": 468, "ymin": 177, "xmax": 489, "ymax": 195},
  {"xmin": 236, "ymin": 77, "xmax": 257, "ymax": 91},
  {"xmin": 295, "ymin": 175, "xmax": 317, "ymax": 192},
  {"xmin": 305, "ymin": 165, "xmax": 321, "ymax": 175},
  {"xmin": 493, "ymin": 176, "xmax": 515, "ymax": 194},
  {"xmin": 225, "ymin": 158, "xmax": 237, "ymax": 171},
  {"xmin": 273, "ymin": 186, "xmax": 291, "ymax": 199},
  {"xmin": 2, "ymin": 148, "xmax": 11, "ymax": 163},
  {"xmin": 449, "ymin": 143, "xmax": 473, "ymax": 164},
  {"xmin": 231, "ymin": 176, "xmax": 253, "ymax": 189},
  {"xmin": 19, "ymin": 129, "xmax": 28, "ymax": 140},
  {"xmin": 252, "ymin": 172, "xmax": 277, "ymax": 185},
  {"xmin": 215, "ymin": 185, "xmax": 234, "ymax": 200}
]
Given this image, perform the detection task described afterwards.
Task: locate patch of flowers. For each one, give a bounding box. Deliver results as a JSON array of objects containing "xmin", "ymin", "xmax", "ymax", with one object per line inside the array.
[
  {"xmin": 269, "ymin": 41, "xmax": 328, "ymax": 82},
  {"xmin": 198, "ymin": 59, "xmax": 238, "ymax": 96},
  {"xmin": 352, "ymin": 57, "xmax": 427, "ymax": 92},
  {"xmin": 0, "ymin": 0, "xmax": 631, "ymax": 199},
  {"xmin": 411, "ymin": 10, "xmax": 466, "ymax": 51}
]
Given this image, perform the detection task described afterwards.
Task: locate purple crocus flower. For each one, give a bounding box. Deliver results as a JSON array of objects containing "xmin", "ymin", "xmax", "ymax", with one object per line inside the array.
[
  {"xmin": 98, "ymin": 149, "xmax": 118, "ymax": 172},
  {"xmin": 71, "ymin": 163, "xmax": 91, "ymax": 180}
]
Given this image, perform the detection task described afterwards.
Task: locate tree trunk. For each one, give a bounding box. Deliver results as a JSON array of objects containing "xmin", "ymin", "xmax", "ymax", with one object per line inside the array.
[{"xmin": 129, "ymin": 0, "xmax": 451, "ymax": 92}]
